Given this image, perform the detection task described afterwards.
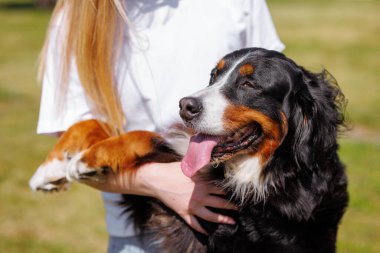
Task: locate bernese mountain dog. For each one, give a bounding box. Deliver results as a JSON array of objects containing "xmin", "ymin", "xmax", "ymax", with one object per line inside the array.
[{"xmin": 30, "ymin": 48, "xmax": 348, "ymax": 253}]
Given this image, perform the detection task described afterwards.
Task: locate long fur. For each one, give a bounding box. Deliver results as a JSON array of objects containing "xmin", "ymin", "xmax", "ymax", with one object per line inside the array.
[{"xmin": 123, "ymin": 48, "xmax": 348, "ymax": 253}]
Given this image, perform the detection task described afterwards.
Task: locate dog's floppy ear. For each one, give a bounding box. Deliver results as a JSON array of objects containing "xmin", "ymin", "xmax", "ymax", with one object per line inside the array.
[
  {"xmin": 273, "ymin": 67, "xmax": 346, "ymax": 221},
  {"xmin": 288, "ymin": 67, "xmax": 346, "ymax": 170}
]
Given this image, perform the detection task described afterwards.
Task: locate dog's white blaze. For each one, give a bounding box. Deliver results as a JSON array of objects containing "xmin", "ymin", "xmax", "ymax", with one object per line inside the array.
[
  {"xmin": 197, "ymin": 89, "xmax": 229, "ymax": 134},
  {"xmin": 29, "ymin": 156, "xmax": 70, "ymax": 191},
  {"xmin": 224, "ymin": 156, "xmax": 269, "ymax": 203},
  {"xmin": 212, "ymin": 53, "xmax": 251, "ymax": 89},
  {"xmin": 188, "ymin": 53, "xmax": 254, "ymax": 134}
]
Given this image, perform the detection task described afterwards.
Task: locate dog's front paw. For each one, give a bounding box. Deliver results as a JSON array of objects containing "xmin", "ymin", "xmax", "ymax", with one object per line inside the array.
[
  {"xmin": 66, "ymin": 151, "xmax": 110, "ymax": 182},
  {"xmin": 29, "ymin": 158, "xmax": 71, "ymax": 192}
]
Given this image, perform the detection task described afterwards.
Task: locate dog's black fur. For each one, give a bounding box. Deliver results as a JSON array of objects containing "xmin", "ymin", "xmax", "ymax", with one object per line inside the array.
[{"xmin": 123, "ymin": 48, "xmax": 348, "ymax": 253}]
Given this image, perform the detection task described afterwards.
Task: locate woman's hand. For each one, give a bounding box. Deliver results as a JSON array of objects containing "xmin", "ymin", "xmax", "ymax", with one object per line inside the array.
[
  {"xmin": 84, "ymin": 162, "xmax": 237, "ymax": 235},
  {"xmin": 144, "ymin": 162, "xmax": 237, "ymax": 234}
]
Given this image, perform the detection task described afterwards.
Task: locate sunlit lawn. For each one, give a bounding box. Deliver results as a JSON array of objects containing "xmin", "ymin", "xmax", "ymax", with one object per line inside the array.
[
  {"xmin": 0, "ymin": 0, "xmax": 379, "ymax": 252},
  {"xmin": 0, "ymin": 1, "xmax": 108, "ymax": 252}
]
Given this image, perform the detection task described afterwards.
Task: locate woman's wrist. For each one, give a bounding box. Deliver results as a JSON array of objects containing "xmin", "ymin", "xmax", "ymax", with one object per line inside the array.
[
  {"xmin": 81, "ymin": 162, "xmax": 173, "ymax": 196},
  {"xmin": 127, "ymin": 162, "xmax": 181, "ymax": 198},
  {"xmin": 130, "ymin": 162, "xmax": 162, "ymax": 197}
]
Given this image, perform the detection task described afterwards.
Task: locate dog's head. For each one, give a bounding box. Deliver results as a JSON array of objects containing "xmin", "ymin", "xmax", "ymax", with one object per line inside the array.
[{"xmin": 179, "ymin": 48, "xmax": 345, "ymax": 201}]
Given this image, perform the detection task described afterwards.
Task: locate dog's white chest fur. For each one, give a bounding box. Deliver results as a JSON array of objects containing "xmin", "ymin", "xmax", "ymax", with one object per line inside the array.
[{"xmin": 224, "ymin": 156, "xmax": 268, "ymax": 203}]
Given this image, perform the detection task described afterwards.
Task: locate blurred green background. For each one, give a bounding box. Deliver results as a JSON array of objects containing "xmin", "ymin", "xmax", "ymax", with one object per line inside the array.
[{"xmin": 0, "ymin": 0, "xmax": 379, "ymax": 252}]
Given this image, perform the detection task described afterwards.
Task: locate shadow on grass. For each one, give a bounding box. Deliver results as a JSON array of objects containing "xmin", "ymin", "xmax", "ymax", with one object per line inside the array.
[
  {"xmin": 0, "ymin": 2, "xmax": 35, "ymax": 10},
  {"xmin": 0, "ymin": 1, "xmax": 55, "ymax": 10}
]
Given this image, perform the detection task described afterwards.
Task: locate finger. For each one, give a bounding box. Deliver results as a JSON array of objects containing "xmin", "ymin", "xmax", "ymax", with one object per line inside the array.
[
  {"xmin": 208, "ymin": 185, "xmax": 227, "ymax": 195},
  {"xmin": 205, "ymin": 196, "xmax": 238, "ymax": 210},
  {"xmin": 187, "ymin": 215, "xmax": 208, "ymax": 235},
  {"xmin": 196, "ymin": 207, "xmax": 236, "ymax": 225}
]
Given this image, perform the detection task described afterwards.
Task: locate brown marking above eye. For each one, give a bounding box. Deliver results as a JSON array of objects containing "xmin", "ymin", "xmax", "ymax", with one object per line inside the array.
[
  {"xmin": 217, "ymin": 59, "xmax": 225, "ymax": 70},
  {"xmin": 239, "ymin": 64, "xmax": 255, "ymax": 76}
]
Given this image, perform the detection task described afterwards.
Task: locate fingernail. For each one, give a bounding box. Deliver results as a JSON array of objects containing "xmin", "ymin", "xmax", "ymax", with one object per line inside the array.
[{"xmin": 226, "ymin": 218, "xmax": 236, "ymax": 225}]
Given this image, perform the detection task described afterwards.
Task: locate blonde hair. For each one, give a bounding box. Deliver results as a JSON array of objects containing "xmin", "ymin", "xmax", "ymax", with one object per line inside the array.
[{"xmin": 39, "ymin": 0, "xmax": 130, "ymax": 135}]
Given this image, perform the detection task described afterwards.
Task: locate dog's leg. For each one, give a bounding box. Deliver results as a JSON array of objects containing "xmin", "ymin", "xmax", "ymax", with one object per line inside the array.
[
  {"xmin": 29, "ymin": 120, "xmax": 111, "ymax": 192},
  {"xmin": 66, "ymin": 130, "xmax": 181, "ymax": 182}
]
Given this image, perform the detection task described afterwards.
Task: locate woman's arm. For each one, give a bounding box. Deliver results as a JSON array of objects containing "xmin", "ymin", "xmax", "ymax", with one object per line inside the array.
[
  {"xmin": 33, "ymin": 121, "xmax": 237, "ymax": 234},
  {"xmin": 85, "ymin": 162, "xmax": 237, "ymax": 234}
]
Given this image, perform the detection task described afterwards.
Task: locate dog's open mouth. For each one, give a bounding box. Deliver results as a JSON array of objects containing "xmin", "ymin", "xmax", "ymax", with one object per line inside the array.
[
  {"xmin": 181, "ymin": 123, "xmax": 262, "ymax": 177},
  {"xmin": 212, "ymin": 123, "xmax": 262, "ymax": 159}
]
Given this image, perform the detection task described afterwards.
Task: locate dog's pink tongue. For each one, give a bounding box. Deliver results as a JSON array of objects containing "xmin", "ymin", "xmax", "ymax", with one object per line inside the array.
[{"xmin": 181, "ymin": 134, "xmax": 218, "ymax": 178}]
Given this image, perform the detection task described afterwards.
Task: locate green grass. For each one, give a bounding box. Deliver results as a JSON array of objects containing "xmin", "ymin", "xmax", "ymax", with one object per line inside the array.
[
  {"xmin": 337, "ymin": 140, "xmax": 380, "ymax": 253},
  {"xmin": 0, "ymin": 0, "xmax": 379, "ymax": 252},
  {"xmin": 0, "ymin": 1, "xmax": 108, "ymax": 252}
]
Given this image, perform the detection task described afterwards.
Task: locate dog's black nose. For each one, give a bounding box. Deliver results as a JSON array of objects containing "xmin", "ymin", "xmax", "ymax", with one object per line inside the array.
[{"xmin": 179, "ymin": 97, "xmax": 203, "ymax": 121}]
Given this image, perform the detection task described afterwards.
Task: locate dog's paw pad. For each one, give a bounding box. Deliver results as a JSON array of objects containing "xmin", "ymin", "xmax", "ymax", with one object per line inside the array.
[{"xmin": 29, "ymin": 159, "xmax": 70, "ymax": 192}]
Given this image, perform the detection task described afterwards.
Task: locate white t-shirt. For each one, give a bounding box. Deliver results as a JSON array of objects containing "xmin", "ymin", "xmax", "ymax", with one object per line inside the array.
[{"xmin": 38, "ymin": 0, "xmax": 284, "ymax": 237}]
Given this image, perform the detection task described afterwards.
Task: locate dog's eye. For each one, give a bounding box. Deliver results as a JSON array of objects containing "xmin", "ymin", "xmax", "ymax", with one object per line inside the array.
[{"xmin": 239, "ymin": 81, "xmax": 256, "ymax": 89}]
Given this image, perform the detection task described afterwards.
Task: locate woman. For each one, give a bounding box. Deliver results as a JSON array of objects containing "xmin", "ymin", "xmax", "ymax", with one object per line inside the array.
[{"xmin": 37, "ymin": 0, "xmax": 284, "ymax": 252}]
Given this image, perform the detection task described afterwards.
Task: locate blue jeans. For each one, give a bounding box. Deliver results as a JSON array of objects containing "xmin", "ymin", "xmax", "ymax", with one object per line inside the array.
[{"xmin": 108, "ymin": 234, "xmax": 160, "ymax": 253}]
